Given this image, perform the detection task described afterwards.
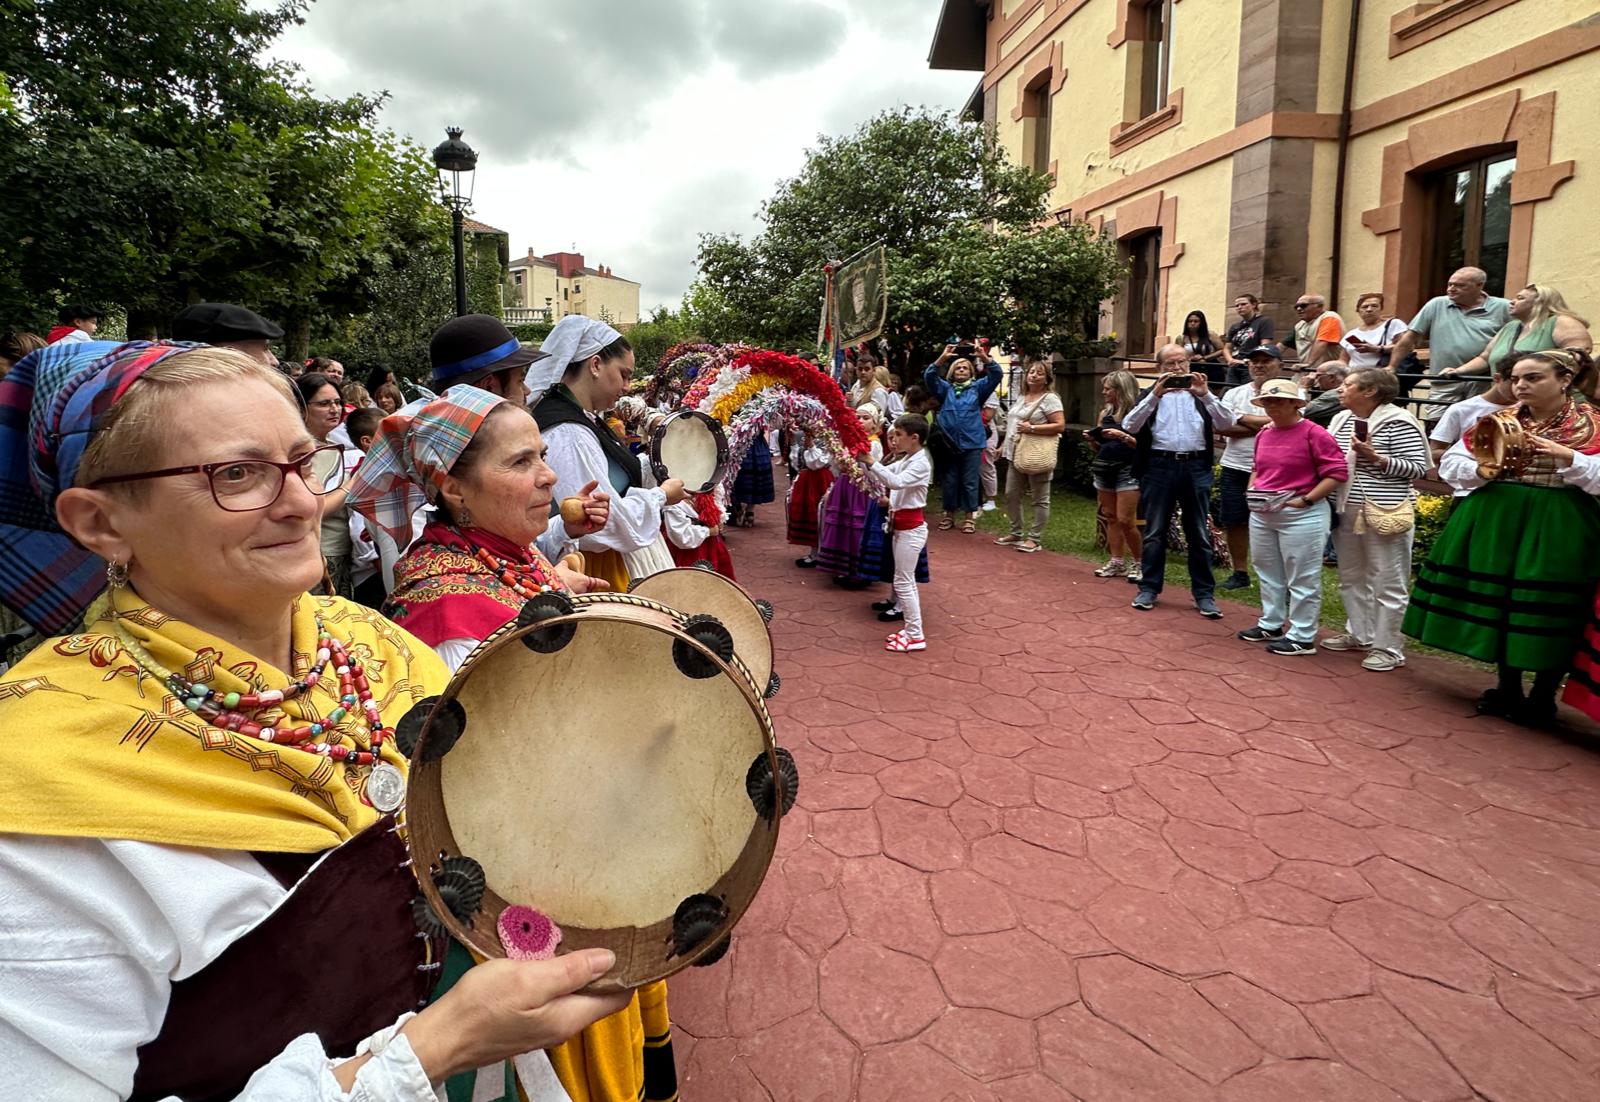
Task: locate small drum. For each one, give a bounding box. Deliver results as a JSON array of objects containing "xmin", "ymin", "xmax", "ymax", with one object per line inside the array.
[
  {"xmin": 1469, "ymin": 408, "xmax": 1530, "ymax": 479},
  {"xmin": 630, "ymin": 567, "xmax": 777, "ymax": 699},
  {"xmin": 399, "ymin": 591, "xmax": 796, "ymax": 992},
  {"xmin": 651, "ymin": 410, "xmax": 729, "ymax": 493}
]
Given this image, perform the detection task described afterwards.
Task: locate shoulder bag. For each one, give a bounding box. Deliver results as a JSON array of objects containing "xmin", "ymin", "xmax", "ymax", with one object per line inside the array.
[{"xmin": 1011, "ymin": 396, "xmax": 1059, "ymax": 475}]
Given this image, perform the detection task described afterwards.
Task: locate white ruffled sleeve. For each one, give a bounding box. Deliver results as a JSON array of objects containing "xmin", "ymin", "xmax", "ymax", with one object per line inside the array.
[
  {"xmin": 663, "ymin": 501, "xmax": 708, "ymax": 550},
  {"xmin": 1437, "ymin": 437, "xmax": 1489, "ymax": 493},
  {"xmin": 541, "ymin": 423, "xmax": 667, "ymax": 556},
  {"xmin": 1558, "ymin": 449, "xmax": 1600, "ymax": 495}
]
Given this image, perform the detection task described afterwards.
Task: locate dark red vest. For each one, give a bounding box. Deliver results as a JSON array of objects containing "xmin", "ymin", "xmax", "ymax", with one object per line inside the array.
[{"xmin": 130, "ymin": 819, "xmax": 442, "ymax": 1102}]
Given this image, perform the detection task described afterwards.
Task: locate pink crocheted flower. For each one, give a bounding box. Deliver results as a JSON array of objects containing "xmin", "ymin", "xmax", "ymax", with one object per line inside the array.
[{"xmin": 497, "ymin": 905, "xmax": 562, "ymax": 961}]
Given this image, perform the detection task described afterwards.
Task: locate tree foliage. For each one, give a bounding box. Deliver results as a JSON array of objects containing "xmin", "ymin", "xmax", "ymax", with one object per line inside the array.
[
  {"xmin": 685, "ymin": 107, "xmax": 1122, "ymax": 364},
  {"xmin": 0, "ymin": 0, "xmax": 449, "ymax": 357}
]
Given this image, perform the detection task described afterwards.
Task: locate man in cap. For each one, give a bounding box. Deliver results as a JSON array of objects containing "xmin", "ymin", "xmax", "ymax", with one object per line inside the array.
[
  {"xmin": 428, "ymin": 314, "xmax": 549, "ymax": 403},
  {"xmin": 171, "ymin": 303, "xmax": 284, "ymax": 367}
]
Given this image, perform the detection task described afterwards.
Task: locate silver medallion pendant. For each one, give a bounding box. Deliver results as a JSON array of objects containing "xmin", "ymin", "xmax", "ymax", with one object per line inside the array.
[{"xmin": 365, "ymin": 761, "xmax": 406, "ymax": 812}]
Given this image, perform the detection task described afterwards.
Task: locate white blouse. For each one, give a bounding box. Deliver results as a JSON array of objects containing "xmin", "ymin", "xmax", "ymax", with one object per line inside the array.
[
  {"xmin": 869, "ymin": 450, "xmax": 934, "ymax": 512},
  {"xmin": 541, "ymin": 422, "xmax": 666, "ymax": 557}
]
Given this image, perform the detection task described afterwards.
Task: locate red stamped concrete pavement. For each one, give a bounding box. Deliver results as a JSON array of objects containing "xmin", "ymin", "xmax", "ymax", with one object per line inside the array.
[{"xmin": 672, "ymin": 504, "xmax": 1600, "ymax": 1101}]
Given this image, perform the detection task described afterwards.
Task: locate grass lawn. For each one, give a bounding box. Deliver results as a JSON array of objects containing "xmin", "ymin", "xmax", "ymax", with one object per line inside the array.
[{"xmin": 947, "ymin": 486, "xmax": 1355, "ymax": 629}]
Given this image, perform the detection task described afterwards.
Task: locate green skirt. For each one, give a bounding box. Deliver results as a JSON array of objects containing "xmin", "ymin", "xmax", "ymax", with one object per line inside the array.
[{"xmin": 1403, "ymin": 482, "xmax": 1600, "ymax": 670}]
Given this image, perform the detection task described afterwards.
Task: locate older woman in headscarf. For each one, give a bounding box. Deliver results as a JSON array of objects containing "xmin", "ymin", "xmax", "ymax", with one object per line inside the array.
[
  {"xmin": 0, "ymin": 341, "xmax": 628, "ymax": 1101},
  {"xmin": 531, "ymin": 316, "xmax": 685, "ymax": 592},
  {"xmin": 349, "ymin": 385, "xmax": 679, "ymax": 1102}
]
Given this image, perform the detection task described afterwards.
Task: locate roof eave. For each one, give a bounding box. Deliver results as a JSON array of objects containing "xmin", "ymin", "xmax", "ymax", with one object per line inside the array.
[{"xmin": 927, "ymin": 0, "xmax": 988, "ymax": 72}]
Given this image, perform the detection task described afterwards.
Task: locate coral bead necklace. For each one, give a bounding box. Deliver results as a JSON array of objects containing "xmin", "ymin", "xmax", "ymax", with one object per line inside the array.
[
  {"xmin": 112, "ymin": 612, "xmax": 389, "ymax": 767},
  {"xmin": 473, "ymin": 545, "xmax": 559, "ymax": 600}
]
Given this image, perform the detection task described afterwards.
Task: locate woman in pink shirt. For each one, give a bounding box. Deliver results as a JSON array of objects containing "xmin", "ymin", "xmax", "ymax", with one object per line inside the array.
[{"xmin": 1237, "ymin": 378, "xmax": 1348, "ymax": 656}]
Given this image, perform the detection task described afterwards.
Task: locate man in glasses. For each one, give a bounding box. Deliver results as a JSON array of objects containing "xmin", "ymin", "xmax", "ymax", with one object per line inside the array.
[
  {"xmin": 1386, "ymin": 266, "xmax": 1510, "ymax": 426},
  {"xmin": 1288, "ymin": 294, "xmax": 1343, "ymax": 373}
]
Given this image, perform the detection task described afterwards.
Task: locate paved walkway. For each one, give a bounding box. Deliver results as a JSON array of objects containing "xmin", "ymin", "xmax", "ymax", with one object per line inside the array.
[{"xmin": 671, "ymin": 498, "xmax": 1600, "ymax": 1101}]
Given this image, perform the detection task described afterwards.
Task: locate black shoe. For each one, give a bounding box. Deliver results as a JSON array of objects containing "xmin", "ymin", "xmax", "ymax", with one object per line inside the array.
[
  {"xmin": 1516, "ymin": 697, "xmax": 1559, "ymax": 729},
  {"xmin": 871, "ymin": 598, "xmax": 897, "ymax": 612},
  {"xmin": 1266, "ymin": 638, "xmax": 1316, "ymax": 656},
  {"xmin": 1237, "ymin": 626, "xmax": 1285, "ymax": 643},
  {"xmin": 1220, "ymin": 571, "xmax": 1251, "ymax": 590},
  {"xmin": 1476, "ymin": 688, "xmax": 1521, "ymax": 718},
  {"xmin": 795, "ymin": 556, "xmax": 816, "ymax": 568},
  {"xmin": 877, "ymin": 608, "xmax": 904, "ymax": 622}
]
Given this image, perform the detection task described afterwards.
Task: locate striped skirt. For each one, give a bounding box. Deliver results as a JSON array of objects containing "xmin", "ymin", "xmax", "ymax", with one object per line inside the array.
[{"xmin": 1402, "ymin": 482, "xmax": 1600, "ymax": 671}]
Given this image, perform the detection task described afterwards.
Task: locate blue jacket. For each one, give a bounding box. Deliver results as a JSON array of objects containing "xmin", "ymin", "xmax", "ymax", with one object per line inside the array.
[{"xmin": 924, "ymin": 362, "xmax": 1003, "ymax": 452}]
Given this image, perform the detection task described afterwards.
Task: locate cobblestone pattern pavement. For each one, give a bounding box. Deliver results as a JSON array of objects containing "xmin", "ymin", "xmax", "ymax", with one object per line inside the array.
[{"xmin": 670, "ymin": 510, "xmax": 1600, "ymax": 1101}]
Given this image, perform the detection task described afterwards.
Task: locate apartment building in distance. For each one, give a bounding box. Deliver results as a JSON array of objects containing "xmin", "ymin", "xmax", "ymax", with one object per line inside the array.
[
  {"xmin": 930, "ymin": 0, "xmax": 1599, "ymax": 354},
  {"xmin": 506, "ymin": 250, "xmax": 641, "ymax": 329}
]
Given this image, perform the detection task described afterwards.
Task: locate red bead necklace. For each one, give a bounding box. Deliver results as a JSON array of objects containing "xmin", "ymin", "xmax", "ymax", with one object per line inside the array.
[{"xmin": 473, "ymin": 545, "xmax": 561, "ymax": 600}]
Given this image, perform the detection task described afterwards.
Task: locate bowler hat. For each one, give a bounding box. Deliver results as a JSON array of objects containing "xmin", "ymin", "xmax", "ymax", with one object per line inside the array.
[
  {"xmin": 430, "ymin": 314, "xmax": 548, "ymax": 388},
  {"xmin": 172, "ymin": 303, "xmax": 284, "ymax": 343}
]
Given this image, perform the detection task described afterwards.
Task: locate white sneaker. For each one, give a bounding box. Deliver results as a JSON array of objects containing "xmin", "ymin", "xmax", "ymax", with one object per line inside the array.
[
  {"xmin": 1320, "ymin": 634, "xmax": 1370, "ymax": 652},
  {"xmin": 1362, "ymin": 649, "xmax": 1405, "ymax": 671},
  {"xmin": 981, "ymin": 500, "xmax": 997, "ymax": 512},
  {"xmin": 1094, "ymin": 559, "xmax": 1127, "ymax": 577}
]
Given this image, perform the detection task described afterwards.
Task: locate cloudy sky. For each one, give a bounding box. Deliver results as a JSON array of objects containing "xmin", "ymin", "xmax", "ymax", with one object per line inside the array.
[{"xmin": 268, "ymin": 0, "xmax": 978, "ymax": 312}]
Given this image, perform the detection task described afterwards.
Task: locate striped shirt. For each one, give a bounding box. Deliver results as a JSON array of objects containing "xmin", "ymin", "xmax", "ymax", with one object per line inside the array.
[{"xmin": 1329, "ymin": 410, "xmax": 1431, "ymax": 510}]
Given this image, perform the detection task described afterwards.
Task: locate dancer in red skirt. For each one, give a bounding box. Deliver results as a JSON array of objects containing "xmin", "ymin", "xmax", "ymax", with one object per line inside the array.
[{"xmin": 789, "ymin": 434, "xmax": 834, "ymax": 567}]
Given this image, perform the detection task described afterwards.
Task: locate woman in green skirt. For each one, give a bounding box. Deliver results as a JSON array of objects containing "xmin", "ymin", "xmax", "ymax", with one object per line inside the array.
[{"xmin": 1404, "ymin": 350, "xmax": 1600, "ymax": 725}]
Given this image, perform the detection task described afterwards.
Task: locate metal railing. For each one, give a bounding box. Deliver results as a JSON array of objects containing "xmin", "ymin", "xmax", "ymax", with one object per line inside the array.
[{"xmin": 1106, "ymin": 355, "xmax": 1492, "ymax": 420}]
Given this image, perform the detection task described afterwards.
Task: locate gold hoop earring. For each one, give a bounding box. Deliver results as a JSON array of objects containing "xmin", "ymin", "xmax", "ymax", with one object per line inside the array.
[{"xmin": 106, "ymin": 558, "xmax": 129, "ymax": 589}]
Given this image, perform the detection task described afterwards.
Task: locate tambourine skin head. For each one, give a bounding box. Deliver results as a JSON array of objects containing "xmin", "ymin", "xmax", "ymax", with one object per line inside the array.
[
  {"xmin": 650, "ymin": 410, "xmax": 730, "ymax": 494},
  {"xmin": 403, "ymin": 591, "xmax": 784, "ymax": 991},
  {"xmin": 628, "ymin": 568, "xmax": 775, "ymax": 699}
]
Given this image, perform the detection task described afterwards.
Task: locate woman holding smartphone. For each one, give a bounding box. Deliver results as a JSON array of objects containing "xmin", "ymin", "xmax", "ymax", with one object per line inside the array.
[
  {"xmin": 1325, "ymin": 368, "xmax": 1432, "ymax": 671},
  {"xmin": 1339, "ymin": 293, "xmax": 1405, "ymax": 371}
]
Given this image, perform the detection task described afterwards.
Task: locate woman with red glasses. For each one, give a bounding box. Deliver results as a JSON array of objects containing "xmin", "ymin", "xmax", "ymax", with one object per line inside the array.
[{"xmin": 0, "ymin": 341, "xmax": 624, "ymax": 1101}]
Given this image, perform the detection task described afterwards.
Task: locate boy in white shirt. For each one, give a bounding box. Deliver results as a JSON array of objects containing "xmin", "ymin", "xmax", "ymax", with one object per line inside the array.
[{"xmin": 869, "ymin": 415, "xmax": 935, "ymax": 652}]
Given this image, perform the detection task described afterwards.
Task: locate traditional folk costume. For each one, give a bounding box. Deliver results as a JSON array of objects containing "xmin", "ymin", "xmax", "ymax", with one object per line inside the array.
[
  {"xmin": 665, "ymin": 491, "xmax": 737, "ymax": 579},
  {"xmin": 869, "ymin": 449, "xmax": 936, "ymax": 650},
  {"xmin": 351, "ymin": 387, "xmax": 679, "ymax": 1102},
  {"xmin": 815, "ymin": 440, "xmax": 883, "ymax": 581},
  {"xmin": 533, "ymin": 319, "xmax": 674, "ymax": 593},
  {"xmin": 1404, "ymin": 397, "xmax": 1600, "ymax": 673},
  {"xmin": 730, "ymin": 435, "xmax": 775, "ymax": 526},
  {"xmin": 0, "ymin": 342, "xmax": 558, "ymax": 1101},
  {"xmin": 786, "ymin": 439, "xmax": 834, "ymax": 550}
]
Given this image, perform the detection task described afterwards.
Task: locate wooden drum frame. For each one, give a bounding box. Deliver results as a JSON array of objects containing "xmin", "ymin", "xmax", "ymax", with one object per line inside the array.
[
  {"xmin": 1470, "ymin": 408, "xmax": 1530, "ymax": 480},
  {"xmin": 400, "ymin": 591, "xmax": 796, "ymax": 991},
  {"xmin": 629, "ymin": 566, "xmax": 778, "ymax": 700}
]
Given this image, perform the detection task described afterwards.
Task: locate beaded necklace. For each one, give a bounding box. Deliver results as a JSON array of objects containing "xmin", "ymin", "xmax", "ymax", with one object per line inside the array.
[
  {"xmin": 473, "ymin": 543, "xmax": 559, "ymax": 600},
  {"xmin": 111, "ymin": 612, "xmax": 388, "ymax": 767}
]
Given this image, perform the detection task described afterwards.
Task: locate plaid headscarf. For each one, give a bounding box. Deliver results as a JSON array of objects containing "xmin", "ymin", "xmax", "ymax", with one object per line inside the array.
[
  {"xmin": 0, "ymin": 340, "xmax": 196, "ymax": 634},
  {"xmin": 347, "ymin": 385, "xmax": 505, "ymax": 545}
]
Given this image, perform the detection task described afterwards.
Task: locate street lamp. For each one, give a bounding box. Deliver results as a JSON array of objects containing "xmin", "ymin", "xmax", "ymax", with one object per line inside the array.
[{"xmin": 432, "ymin": 126, "xmax": 478, "ymax": 317}]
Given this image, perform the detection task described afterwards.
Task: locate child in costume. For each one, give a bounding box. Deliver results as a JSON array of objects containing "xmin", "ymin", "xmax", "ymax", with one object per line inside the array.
[{"xmin": 869, "ymin": 414, "xmax": 935, "ymax": 652}]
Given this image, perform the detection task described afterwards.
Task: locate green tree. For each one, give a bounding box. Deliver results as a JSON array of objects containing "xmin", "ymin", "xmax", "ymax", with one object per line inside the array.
[
  {"xmin": 0, "ymin": 0, "xmax": 446, "ymax": 354},
  {"xmin": 685, "ymin": 107, "xmax": 1121, "ymax": 364}
]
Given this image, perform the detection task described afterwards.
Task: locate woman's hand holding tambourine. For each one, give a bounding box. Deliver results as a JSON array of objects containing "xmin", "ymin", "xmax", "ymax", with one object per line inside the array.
[
  {"xmin": 660, "ymin": 478, "xmax": 687, "ymax": 506},
  {"xmin": 562, "ymin": 481, "xmax": 611, "ymax": 537},
  {"xmin": 555, "ymin": 562, "xmax": 610, "ymax": 593},
  {"xmin": 399, "ymin": 951, "xmax": 631, "ymax": 1083},
  {"xmin": 1525, "ymin": 434, "xmax": 1576, "ymax": 466}
]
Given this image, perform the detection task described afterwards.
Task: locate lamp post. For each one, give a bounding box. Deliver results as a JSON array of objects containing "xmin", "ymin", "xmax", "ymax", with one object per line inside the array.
[{"xmin": 432, "ymin": 127, "xmax": 478, "ymax": 317}]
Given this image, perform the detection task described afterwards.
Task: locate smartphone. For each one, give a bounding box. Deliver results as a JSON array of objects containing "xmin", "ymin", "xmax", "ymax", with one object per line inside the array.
[
  {"xmin": 1354, "ymin": 419, "xmax": 1369, "ymax": 441},
  {"xmin": 1164, "ymin": 374, "xmax": 1195, "ymax": 389}
]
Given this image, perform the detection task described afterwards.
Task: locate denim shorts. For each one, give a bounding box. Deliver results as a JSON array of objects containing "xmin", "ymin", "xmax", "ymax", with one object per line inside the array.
[
  {"xmin": 1217, "ymin": 465, "xmax": 1251, "ymax": 526},
  {"xmin": 1091, "ymin": 458, "xmax": 1139, "ymax": 493}
]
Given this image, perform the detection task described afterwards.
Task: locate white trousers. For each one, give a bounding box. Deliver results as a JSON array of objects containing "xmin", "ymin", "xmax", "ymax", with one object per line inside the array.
[
  {"xmin": 892, "ymin": 523, "xmax": 928, "ymax": 639},
  {"xmin": 1249, "ymin": 503, "xmax": 1331, "ymax": 643},
  {"xmin": 1333, "ymin": 510, "xmax": 1415, "ymax": 657}
]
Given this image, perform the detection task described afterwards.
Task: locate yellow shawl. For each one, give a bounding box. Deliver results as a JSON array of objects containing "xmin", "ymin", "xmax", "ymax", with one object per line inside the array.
[{"xmin": 0, "ymin": 587, "xmax": 449, "ymax": 852}]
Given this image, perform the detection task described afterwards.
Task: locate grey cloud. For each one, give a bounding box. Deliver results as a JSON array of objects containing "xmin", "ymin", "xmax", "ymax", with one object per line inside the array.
[
  {"xmin": 627, "ymin": 168, "xmax": 768, "ymax": 308},
  {"xmin": 707, "ymin": 0, "xmax": 847, "ymax": 78},
  {"xmin": 292, "ymin": 0, "xmax": 847, "ymax": 163},
  {"xmin": 815, "ymin": 71, "xmax": 978, "ymax": 136},
  {"xmin": 843, "ymin": 0, "xmax": 943, "ymax": 37}
]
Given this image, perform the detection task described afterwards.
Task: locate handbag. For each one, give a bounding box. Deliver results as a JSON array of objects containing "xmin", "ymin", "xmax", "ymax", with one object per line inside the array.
[
  {"xmin": 1356, "ymin": 498, "xmax": 1415, "ymax": 535},
  {"xmin": 1011, "ymin": 397, "xmax": 1059, "ymax": 475}
]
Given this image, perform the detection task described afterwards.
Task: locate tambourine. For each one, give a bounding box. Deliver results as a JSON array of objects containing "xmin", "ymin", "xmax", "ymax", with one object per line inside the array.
[
  {"xmin": 398, "ymin": 591, "xmax": 796, "ymax": 992},
  {"xmin": 650, "ymin": 410, "xmax": 729, "ymax": 493},
  {"xmin": 1469, "ymin": 408, "xmax": 1530, "ymax": 480},
  {"xmin": 630, "ymin": 567, "xmax": 778, "ymax": 699}
]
